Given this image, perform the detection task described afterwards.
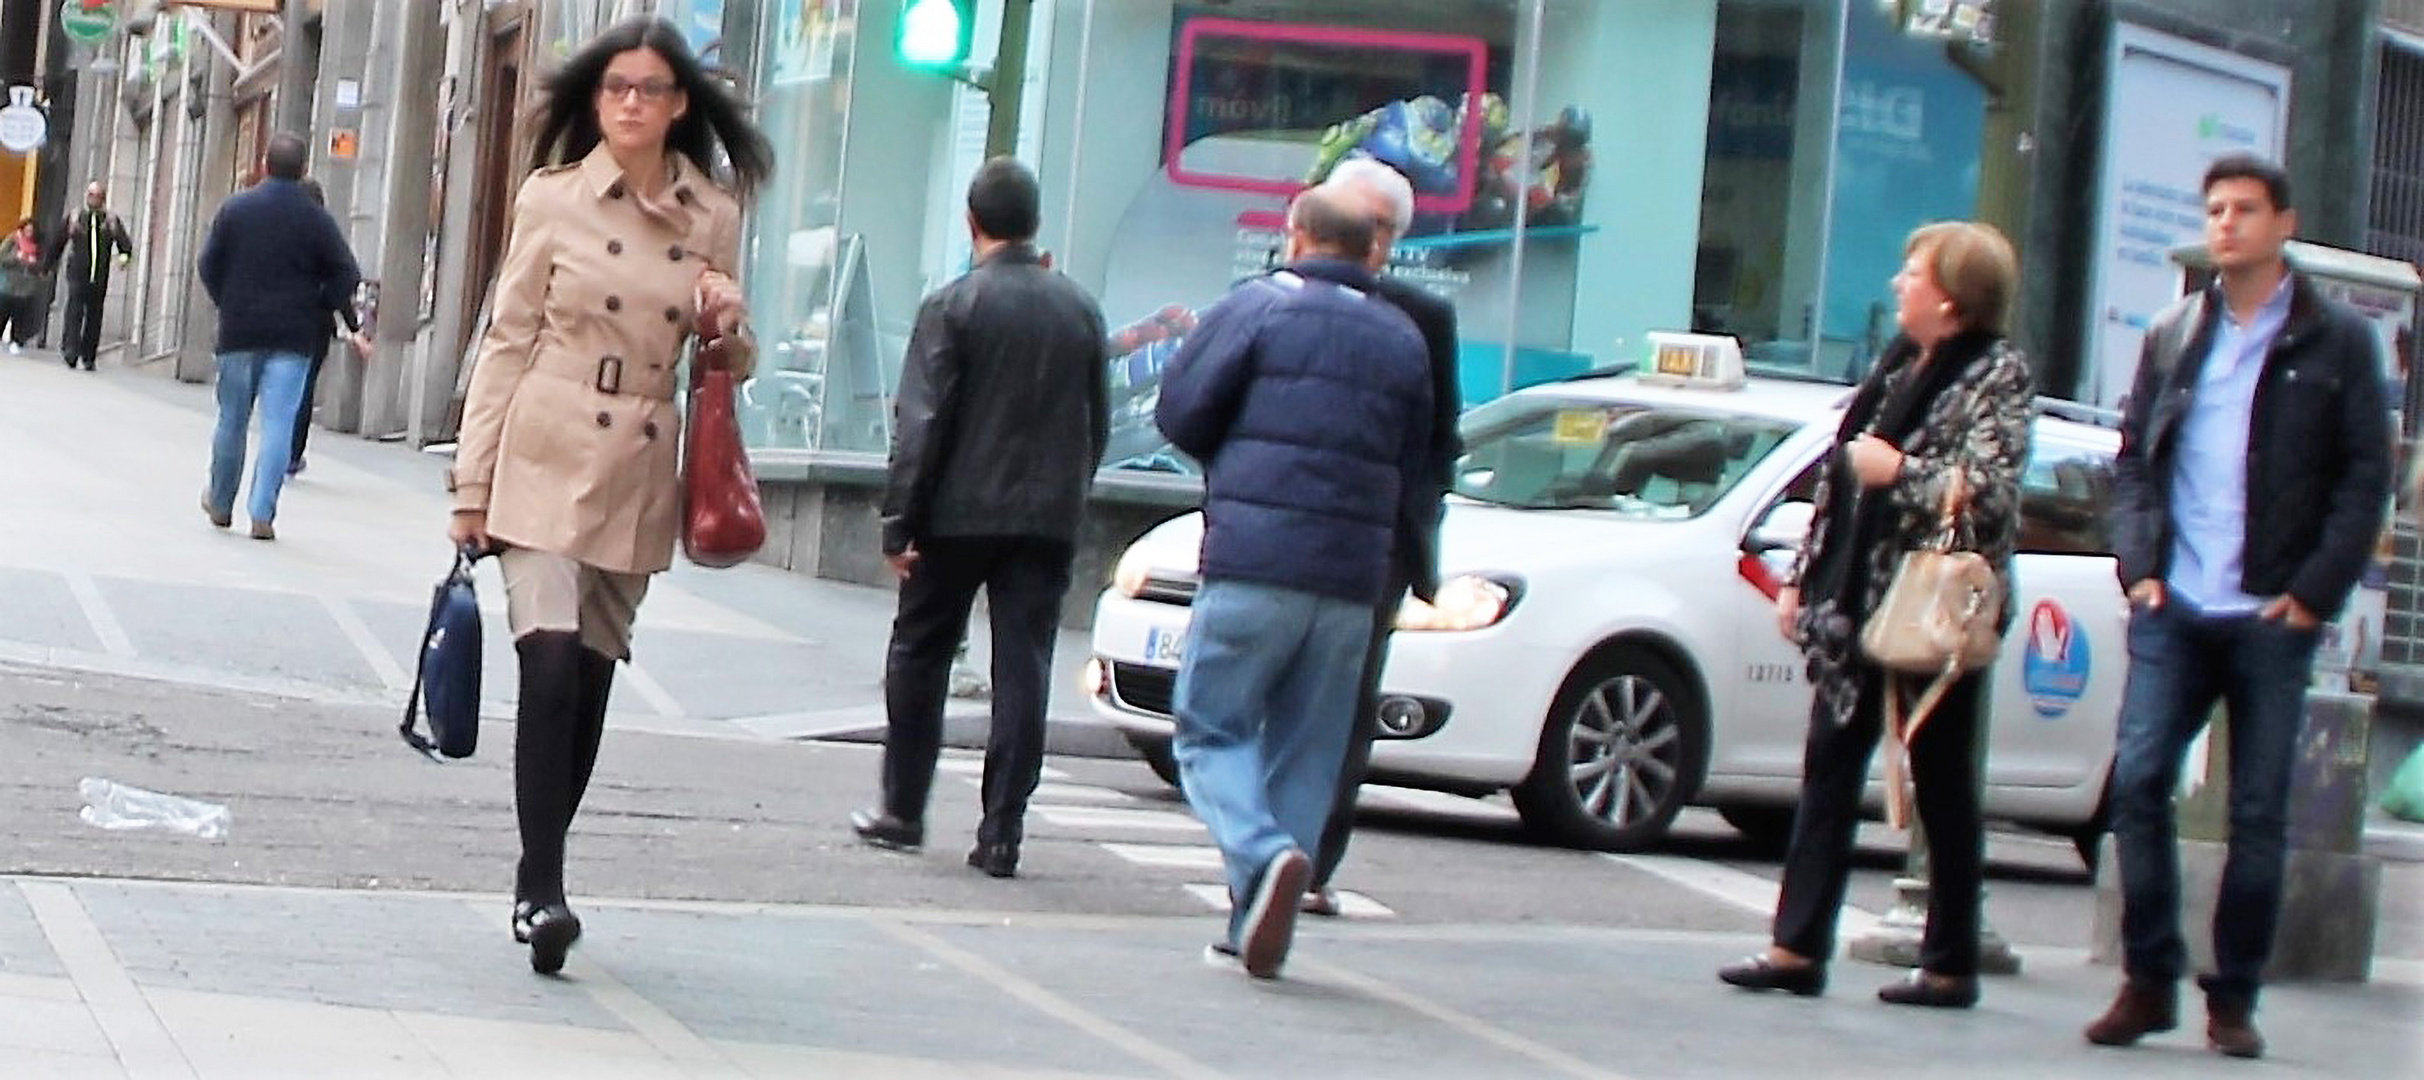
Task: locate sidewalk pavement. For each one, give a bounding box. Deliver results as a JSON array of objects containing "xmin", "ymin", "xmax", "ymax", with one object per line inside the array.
[
  {"xmin": 1, "ymin": 874, "xmax": 2415, "ymax": 1080},
  {"xmin": 0, "ymin": 343, "xmax": 1115, "ymax": 754}
]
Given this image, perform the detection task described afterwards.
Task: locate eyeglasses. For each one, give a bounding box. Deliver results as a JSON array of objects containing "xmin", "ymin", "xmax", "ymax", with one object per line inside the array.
[{"xmin": 599, "ymin": 76, "xmax": 678, "ymax": 103}]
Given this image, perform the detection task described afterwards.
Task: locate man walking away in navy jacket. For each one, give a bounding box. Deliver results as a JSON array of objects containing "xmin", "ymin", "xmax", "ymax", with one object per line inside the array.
[
  {"xmin": 1155, "ymin": 186, "xmax": 1432, "ymax": 980},
  {"xmin": 195, "ymin": 133, "xmax": 363, "ymax": 541}
]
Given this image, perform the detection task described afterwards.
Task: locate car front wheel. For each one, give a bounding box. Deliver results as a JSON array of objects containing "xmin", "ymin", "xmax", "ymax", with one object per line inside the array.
[
  {"xmin": 1514, "ymin": 647, "xmax": 1705, "ymax": 851},
  {"xmin": 1124, "ymin": 732, "xmax": 1184, "ymax": 792}
]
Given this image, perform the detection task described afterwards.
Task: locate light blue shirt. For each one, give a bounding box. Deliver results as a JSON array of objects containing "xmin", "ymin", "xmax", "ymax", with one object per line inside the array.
[{"xmin": 2166, "ymin": 275, "xmax": 2294, "ymax": 614}]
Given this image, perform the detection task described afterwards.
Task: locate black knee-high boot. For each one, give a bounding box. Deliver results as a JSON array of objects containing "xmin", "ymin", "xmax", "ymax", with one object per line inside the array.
[
  {"xmin": 512, "ymin": 631, "xmax": 586, "ymax": 907},
  {"xmin": 565, "ymin": 648, "xmax": 616, "ymax": 820}
]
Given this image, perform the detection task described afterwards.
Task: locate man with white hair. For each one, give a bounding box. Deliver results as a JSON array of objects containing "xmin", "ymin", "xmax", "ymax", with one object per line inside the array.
[{"xmin": 1304, "ymin": 157, "xmax": 1462, "ymax": 916}]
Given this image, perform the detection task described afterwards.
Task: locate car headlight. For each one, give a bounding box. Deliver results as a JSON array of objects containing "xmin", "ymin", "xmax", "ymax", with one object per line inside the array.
[
  {"xmin": 1112, "ymin": 542, "xmax": 1155, "ymax": 599},
  {"xmin": 1396, "ymin": 574, "xmax": 1520, "ymax": 632}
]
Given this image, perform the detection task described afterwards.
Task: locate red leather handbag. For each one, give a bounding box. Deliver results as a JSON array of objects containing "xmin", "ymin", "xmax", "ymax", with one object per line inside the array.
[{"xmin": 681, "ymin": 307, "xmax": 766, "ymax": 568}]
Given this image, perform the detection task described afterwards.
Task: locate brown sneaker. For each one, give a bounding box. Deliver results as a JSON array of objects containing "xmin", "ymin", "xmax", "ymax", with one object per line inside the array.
[
  {"xmin": 2206, "ymin": 998, "xmax": 2265, "ymax": 1059},
  {"xmin": 248, "ymin": 520, "xmax": 276, "ymax": 541},
  {"xmin": 2084, "ymin": 979, "xmax": 2178, "ymax": 1046}
]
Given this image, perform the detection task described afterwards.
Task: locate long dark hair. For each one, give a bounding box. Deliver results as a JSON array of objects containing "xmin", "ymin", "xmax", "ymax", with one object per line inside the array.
[{"xmin": 530, "ymin": 17, "xmax": 774, "ymax": 198}]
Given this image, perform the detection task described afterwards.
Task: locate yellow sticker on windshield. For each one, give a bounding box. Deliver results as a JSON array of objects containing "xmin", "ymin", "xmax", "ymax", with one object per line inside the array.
[{"xmin": 1552, "ymin": 409, "xmax": 1607, "ymax": 444}]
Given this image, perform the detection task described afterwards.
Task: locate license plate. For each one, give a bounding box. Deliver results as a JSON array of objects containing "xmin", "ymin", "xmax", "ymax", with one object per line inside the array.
[{"xmin": 1144, "ymin": 626, "xmax": 1186, "ymax": 664}]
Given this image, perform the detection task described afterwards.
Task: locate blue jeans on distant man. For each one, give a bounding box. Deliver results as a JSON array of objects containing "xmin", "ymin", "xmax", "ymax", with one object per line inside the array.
[
  {"xmin": 2109, "ymin": 598, "xmax": 2319, "ymax": 1009},
  {"xmin": 1173, "ymin": 578, "xmax": 1374, "ymax": 945},
  {"xmin": 207, "ymin": 349, "xmax": 310, "ymax": 526}
]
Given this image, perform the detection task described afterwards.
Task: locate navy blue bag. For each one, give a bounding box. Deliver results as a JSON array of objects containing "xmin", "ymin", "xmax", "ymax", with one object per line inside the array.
[{"xmin": 400, "ymin": 546, "xmax": 486, "ymax": 760}]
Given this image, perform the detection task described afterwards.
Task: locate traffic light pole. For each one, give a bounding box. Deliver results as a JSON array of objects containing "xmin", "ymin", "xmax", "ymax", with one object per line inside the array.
[{"xmin": 981, "ymin": 0, "xmax": 1032, "ymax": 160}]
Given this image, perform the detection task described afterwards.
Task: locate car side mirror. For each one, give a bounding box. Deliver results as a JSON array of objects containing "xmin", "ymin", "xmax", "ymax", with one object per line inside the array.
[{"xmin": 1745, "ymin": 500, "xmax": 1815, "ymax": 554}]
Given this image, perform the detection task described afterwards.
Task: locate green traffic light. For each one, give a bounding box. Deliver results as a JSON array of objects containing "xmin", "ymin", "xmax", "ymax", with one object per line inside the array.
[{"xmin": 898, "ymin": 0, "xmax": 970, "ymax": 71}]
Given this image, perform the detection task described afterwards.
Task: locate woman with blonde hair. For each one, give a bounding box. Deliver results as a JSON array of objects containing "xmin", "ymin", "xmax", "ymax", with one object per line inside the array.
[
  {"xmin": 447, "ymin": 15, "xmax": 771, "ymax": 974},
  {"xmin": 1719, "ymin": 221, "xmax": 2033, "ymax": 1009}
]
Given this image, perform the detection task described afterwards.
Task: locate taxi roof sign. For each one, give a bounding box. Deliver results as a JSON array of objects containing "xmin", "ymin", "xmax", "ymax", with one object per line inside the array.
[{"xmin": 1640, "ymin": 331, "xmax": 1745, "ymax": 390}]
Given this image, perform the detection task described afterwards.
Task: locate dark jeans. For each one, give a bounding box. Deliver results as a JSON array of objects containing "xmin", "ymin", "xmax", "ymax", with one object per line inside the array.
[
  {"xmin": 1773, "ymin": 664, "xmax": 1986, "ymax": 976},
  {"xmin": 2110, "ymin": 600, "xmax": 2318, "ymax": 1008},
  {"xmin": 1312, "ymin": 602, "xmax": 1397, "ymax": 890},
  {"xmin": 291, "ymin": 334, "xmax": 331, "ymax": 466},
  {"xmin": 0, "ymin": 292, "xmax": 39, "ymax": 345},
  {"xmin": 879, "ymin": 535, "xmax": 1076, "ymax": 845},
  {"xmin": 60, "ymin": 284, "xmax": 106, "ymax": 363}
]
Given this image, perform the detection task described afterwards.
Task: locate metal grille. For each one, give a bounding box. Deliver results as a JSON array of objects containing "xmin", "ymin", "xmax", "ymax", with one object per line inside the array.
[
  {"xmin": 1110, "ymin": 663, "xmax": 1177, "ymax": 717},
  {"xmin": 2370, "ymin": 36, "xmax": 2424, "ymax": 694}
]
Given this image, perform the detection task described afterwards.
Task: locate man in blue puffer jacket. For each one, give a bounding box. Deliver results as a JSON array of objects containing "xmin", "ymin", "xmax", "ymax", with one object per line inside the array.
[{"xmin": 1155, "ymin": 186, "xmax": 1432, "ymax": 980}]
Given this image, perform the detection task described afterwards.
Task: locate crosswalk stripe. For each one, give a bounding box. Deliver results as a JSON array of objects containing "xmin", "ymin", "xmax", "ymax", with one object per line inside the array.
[
  {"xmin": 319, "ymin": 594, "xmax": 408, "ymax": 692},
  {"xmin": 1603, "ymin": 853, "xmax": 1879, "ymax": 938},
  {"xmin": 63, "ymin": 571, "xmax": 135, "ymax": 658},
  {"xmin": 618, "ymin": 660, "xmax": 684, "ymax": 718},
  {"xmin": 1099, "ymin": 843, "xmax": 1224, "ymax": 870},
  {"xmin": 1178, "ymin": 882, "xmax": 1396, "ymax": 919},
  {"xmin": 937, "ymin": 754, "xmax": 1070, "ymax": 782},
  {"xmin": 1029, "ymin": 782, "xmax": 1141, "ymax": 804},
  {"xmin": 1032, "ymin": 805, "xmax": 1205, "ymax": 832}
]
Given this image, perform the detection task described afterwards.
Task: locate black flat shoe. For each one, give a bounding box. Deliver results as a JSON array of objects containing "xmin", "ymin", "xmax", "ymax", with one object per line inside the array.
[
  {"xmin": 1718, "ymin": 954, "xmax": 1827, "ymax": 997},
  {"xmin": 850, "ymin": 808, "xmax": 924, "ymax": 852},
  {"xmin": 966, "ymin": 841, "xmax": 1018, "ymax": 878},
  {"xmin": 521, "ymin": 903, "xmax": 582, "ymax": 975},
  {"xmin": 1878, "ymin": 971, "xmax": 1979, "ymax": 1009}
]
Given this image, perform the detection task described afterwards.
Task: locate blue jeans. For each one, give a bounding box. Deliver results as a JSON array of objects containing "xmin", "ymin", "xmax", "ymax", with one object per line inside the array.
[
  {"xmin": 2109, "ymin": 599, "xmax": 2318, "ymax": 1008},
  {"xmin": 1173, "ymin": 579, "xmax": 1373, "ymax": 943},
  {"xmin": 207, "ymin": 349, "xmax": 310, "ymax": 526}
]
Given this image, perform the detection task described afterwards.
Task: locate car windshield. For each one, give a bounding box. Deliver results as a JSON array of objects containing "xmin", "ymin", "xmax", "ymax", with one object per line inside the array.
[{"xmin": 1451, "ymin": 395, "xmax": 1798, "ymax": 517}]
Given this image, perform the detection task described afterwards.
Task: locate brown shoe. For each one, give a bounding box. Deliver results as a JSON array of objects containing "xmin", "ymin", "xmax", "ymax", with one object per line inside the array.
[
  {"xmin": 248, "ymin": 520, "xmax": 275, "ymax": 541},
  {"xmin": 2206, "ymin": 998, "xmax": 2265, "ymax": 1059},
  {"xmin": 2084, "ymin": 979, "xmax": 2178, "ymax": 1046}
]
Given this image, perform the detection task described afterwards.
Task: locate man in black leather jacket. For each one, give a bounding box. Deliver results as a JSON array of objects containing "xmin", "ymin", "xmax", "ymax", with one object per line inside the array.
[
  {"xmin": 2088, "ymin": 153, "xmax": 2391, "ymax": 1061},
  {"xmin": 851, "ymin": 159, "xmax": 1110, "ymax": 880}
]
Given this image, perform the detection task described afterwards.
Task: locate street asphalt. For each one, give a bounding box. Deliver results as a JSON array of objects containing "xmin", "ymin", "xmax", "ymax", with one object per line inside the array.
[{"xmin": 2, "ymin": 344, "xmax": 2420, "ymax": 1076}]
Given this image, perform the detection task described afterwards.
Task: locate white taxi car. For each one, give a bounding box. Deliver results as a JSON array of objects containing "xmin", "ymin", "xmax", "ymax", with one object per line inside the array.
[{"xmin": 1085, "ymin": 370, "xmax": 2126, "ymax": 860}]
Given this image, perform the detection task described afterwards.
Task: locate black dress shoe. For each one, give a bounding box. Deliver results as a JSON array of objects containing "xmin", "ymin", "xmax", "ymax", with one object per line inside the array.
[
  {"xmin": 518, "ymin": 902, "xmax": 581, "ymax": 975},
  {"xmin": 849, "ymin": 808, "xmax": 924, "ymax": 851},
  {"xmin": 1718, "ymin": 954, "xmax": 1827, "ymax": 997},
  {"xmin": 966, "ymin": 841, "xmax": 1019, "ymax": 878},
  {"xmin": 1878, "ymin": 971, "xmax": 1979, "ymax": 1009}
]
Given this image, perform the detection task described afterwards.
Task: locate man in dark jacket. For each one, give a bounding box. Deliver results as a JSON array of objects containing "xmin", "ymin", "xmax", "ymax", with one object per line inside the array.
[
  {"xmin": 1156, "ymin": 186, "xmax": 1432, "ymax": 979},
  {"xmin": 1301, "ymin": 157, "xmax": 1463, "ymax": 918},
  {"xmin": 851, "ymin": 158, "xmax": 1110, "ymax": 879},
  {"xmin": 195, "ymin": 133, "xmax": 363, "ymax": 540},
  {"xmin": 2087, "ymin": 154, "xmax": 2390, "ymax": 1060},
  {"xmin": 44, "ymin": 181, "xmax": 134, "ymax": 370}
]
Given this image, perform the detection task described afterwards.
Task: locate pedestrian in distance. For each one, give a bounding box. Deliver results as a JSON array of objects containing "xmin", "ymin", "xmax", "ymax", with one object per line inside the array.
[
  {"xmin": 1719, "ymin": 221, "xmax": 2032, "ymax": 1010},
  {"xmin": 850, "ymin": 157, "xmax": 1111, "ymax": 880},
  {"xmin": 0, "ymin": 217, "xmax": 45, "ymax": 354},
  {"xmin": 286, "ymin": 177, "xmax": 373, "ymax": 478},
  {"xmin": 447, "ymin": 15, "xmax": 773, "ymax": 975},
  {"xmin": 44, "ymin": 181, "xmax": 133, "ymax": 371},
  {"xmin": 195, "ymin": 134, "xmax": 363, "ymax": 541},
  {"xmin": 1298, "ymin": 156, "xmax": 1462, "ymax": 919},
  {"xmin": 1155, "ymin": 185, "xmax": 1433, "ymax": 979},
  {"xmin": 2085, "ymin": 153, "xmax": 2390, "ymax": 1060}
]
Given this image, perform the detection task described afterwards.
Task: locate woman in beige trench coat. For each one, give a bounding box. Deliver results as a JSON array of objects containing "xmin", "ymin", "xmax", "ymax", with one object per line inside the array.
[{"xmin": 447, "ymin": 16, "xmax": 771, "ymax": 975}]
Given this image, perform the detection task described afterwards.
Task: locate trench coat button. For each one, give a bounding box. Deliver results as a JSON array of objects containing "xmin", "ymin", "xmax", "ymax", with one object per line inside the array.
[
  {"xmin": 606, "ymin": 239, "xmax": 623, "ymax": 256},
  {"xmin": 663, "ymin": 306, "xmax": 680, "ymax": 322},
  {"xmin": 667, "ymin": 244, "xmax": 685, "ymax": 261},
  {"xmin": 595, "ymin": 411, "xmax": 612, "ymax": 428},
  {"xmin": 606, "ymin": 182, "xmax": 626, "ymax": 199},
  {"xmin": 642, "ymin": 421, "xmax": 660, "ymax": 440},
  {"xmin": 605, "ymin": 295, "xmax": 622, "ymax": 312}
]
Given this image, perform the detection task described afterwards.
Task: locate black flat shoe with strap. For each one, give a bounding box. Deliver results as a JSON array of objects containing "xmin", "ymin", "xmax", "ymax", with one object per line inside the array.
[
  {"xmin": 514, "ymin": 902, "xmax": 582, "ymax": 974},
  {"xmin": 1718, "ymin": 954, "xmax": 1827, "ymax": 997}
]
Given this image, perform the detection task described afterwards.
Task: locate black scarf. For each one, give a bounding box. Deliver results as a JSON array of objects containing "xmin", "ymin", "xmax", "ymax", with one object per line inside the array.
[{"xmin": 1800, "ymin": 329, "xmax": 1999, "ymax": 615}]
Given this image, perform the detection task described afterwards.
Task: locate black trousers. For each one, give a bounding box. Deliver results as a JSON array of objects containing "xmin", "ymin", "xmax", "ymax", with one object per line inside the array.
[
  {"xmin": 0, "ymin": 293, "xmax": 39, "ymax": 345},
  {"xmin": 880, "ymin": 535, "xmax": 1076, "ymax": 845},
  {"xmin": 60, "ymin": 283, "xmax": 107, "ymax": 364},
  {"xmin": 291, "ymin": 334, "xmax": 332, "ymax": 465},
  {"xmin": 1772, "ymin": 664, "xmax": 1986, "ymax": 976},
  {"xmin": 1312, "ymin": 603, "xmax": 1397, "ymax": 889}
]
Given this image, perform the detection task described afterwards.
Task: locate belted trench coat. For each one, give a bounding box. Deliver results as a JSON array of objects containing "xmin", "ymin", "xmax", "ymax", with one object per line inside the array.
[{"xmin": 451, "ymin": 145, "xmax": 754, "ymax": 574}]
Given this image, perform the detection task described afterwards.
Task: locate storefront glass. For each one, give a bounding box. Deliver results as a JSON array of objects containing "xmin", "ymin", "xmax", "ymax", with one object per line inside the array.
[{"xmin": 728, "ymin": 1, "xmax": 1990, "ymax": 462}]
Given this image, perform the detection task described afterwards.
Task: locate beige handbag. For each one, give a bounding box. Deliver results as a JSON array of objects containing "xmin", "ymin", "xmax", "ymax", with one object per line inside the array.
[{"xmin": 1860, "ymin": 475, "xmax": 2002, "ymax": 828}]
